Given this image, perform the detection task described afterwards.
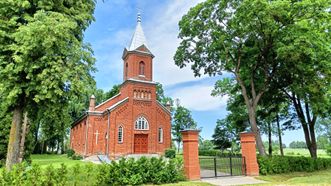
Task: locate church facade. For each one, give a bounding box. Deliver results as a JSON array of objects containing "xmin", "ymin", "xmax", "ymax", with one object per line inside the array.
[{"xmin": 70, "ymin": 15, "xmax": 172, "ymax": 158}]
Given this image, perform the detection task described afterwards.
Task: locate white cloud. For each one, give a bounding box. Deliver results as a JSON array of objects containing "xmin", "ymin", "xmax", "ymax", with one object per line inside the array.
[
  {"xmin": 143, "ymin": 0, "xmax": 207, "ymax": 86},
  {"xmin": 170, "ymin": 85, "xmax": 228, "ymax": 111}
]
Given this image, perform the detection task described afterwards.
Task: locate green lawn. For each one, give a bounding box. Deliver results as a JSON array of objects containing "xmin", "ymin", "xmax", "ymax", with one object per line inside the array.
[
  {"xmin": 255, "ymin": 169, "xmax": 331, "ymax": 185},
  {"xmin": 31, "ymin": 154, "xmax": 88, "ymax": 168},
  {"xmin": 283, "ymin": 148, "xmax": 329, "ymax": 158}
]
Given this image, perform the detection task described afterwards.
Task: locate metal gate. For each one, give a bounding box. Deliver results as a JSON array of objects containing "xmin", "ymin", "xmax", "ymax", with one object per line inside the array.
[{"xmin": 199, "ymin": 156, "xmax": 246, "ymax": 178}]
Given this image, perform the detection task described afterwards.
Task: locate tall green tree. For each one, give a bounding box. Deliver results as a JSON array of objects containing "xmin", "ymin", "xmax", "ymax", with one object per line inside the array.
[
  {"xmin": 0, "ymin": 0, "xmax": 96, "ymax": 169},
  {"xmin": 212, "ymin": 119, "xmax": 237, "ymax": 151},
  {"xmin": 174, "ymin": 0, "xmax": 330, "ymax": 156},
  {"xmin": 172, "ymin": 105, "xmax": 197, "ymax": 153},
  {"xmin": 156, "ymin": 83, "xmax": 173, "ymax": 109},
  {"xmin": 274, "ymin": 2, "xmax": 331, "ymax": 157}
]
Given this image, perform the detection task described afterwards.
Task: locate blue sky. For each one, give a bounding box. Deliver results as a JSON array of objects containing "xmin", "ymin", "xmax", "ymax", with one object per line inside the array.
[{"xmin": 84, "ymin": 0, "xmax": 305, "ymax": 146}]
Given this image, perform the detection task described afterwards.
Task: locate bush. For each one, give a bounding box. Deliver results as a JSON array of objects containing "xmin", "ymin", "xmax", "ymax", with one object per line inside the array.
[
  {"xmin": 72, "ymin": 154, "xmax": 83, "ymax": 160},
  {"xmin": 66, "ymin": 149, "xmax": 75, "ymax": 158},
  {"xmin": 258, "ymin": 155, "xmax": 331, "ymax": 175},
  {"xmin": 0, "ymin": 163, "xmax": 97, "ymax": 185},
  {"xmin": 165, "ymin": 149, "xmax": 176, "ymax": 159},
  {"xmin": 326, "ymin": 145, "xmax": 331, "ymax": 156},
  {"xmin": 96, "ymin": 157, "xmax": 185, "ymax": 185}
]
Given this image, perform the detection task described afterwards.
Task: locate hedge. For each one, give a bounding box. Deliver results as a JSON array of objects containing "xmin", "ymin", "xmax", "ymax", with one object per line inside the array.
[
  {"xmin": 165, "ymin": 149, "xmax": 176, "ymax": 159},
  {"xmin": 258, "ymin": 156, "xmax": 331, "ymax": 175},
  {"xmin": 96, "ymin": 157, "xmax": 185, "ymax": 185},
  {"xmin": 0, "ymin": 157, "xmax": 185, "ymax": 185},
  {"xmin": 199, "ymin": 149, "xmax": 241, "ymax": 157}
]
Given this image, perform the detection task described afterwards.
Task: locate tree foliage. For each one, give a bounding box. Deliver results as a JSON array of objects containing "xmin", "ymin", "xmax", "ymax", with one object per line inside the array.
[
  {"xmin": 175, "ymin": 0, "xmax": 331, "ymax": 156},
  {"xmin": 0, "ymin": 0, "xmax": 96, "ymax": 169},
  {"xmin": 172, "ymin": 105, "xmax": 197, "ymax": 152}
]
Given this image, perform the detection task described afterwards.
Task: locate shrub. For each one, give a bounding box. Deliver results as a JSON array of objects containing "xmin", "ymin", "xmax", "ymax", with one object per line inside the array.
[
  {"xmin": 96, "ymin": 157, "xmax": 185, "ymax": 185},
  {"xmin": 0, "ymin": 162, "xmax": 99, "ymax": 185},
  {"xmin": 326, "ymin": 145, "xmax": 331, "ymax": 156},
  {"xmin": 165, "ymin": 149, "xmax": 176, "ymax": 159},
  {"xmin": 258, "ymin": 155, "xmax": 331, "ymax": 175},
  {"xmin": 67, "ymin": 149, "xmax": 75, "ymax": 158},
  {"xmin": 72, "ymin": 154, "xmax": 83, "ymax": 160}
]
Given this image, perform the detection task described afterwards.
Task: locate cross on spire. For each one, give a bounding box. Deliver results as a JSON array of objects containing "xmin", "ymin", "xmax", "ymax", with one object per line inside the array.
[{"xmin": 128, "ymin": 11, "xmax": 149, "ymax": 51}]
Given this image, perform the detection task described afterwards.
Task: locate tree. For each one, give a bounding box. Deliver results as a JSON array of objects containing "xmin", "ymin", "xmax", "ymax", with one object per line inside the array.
[
  {"xmin": 104, "ymin": 85, "xmax": 120, "ymax": 102},
  {"xmin": 175, "ymin": 0, "xmax": 330, "ymax": 156},
  {"xmin": 0, "ymin": 1, "xmax": 96, "ymax": 169},
  {"xmin": 0, "ymin": 103, "xmax": 11, "ymax": 166},
  {"xmin": 212, "ymin": 119, "xmax": 235, "ymax": 151},
  {"xmin": 316, "ymin": 117, "xmax": 331, "ymax": 144},
  {"xmin": 289, "ymin": 141, "xmax": 307, "ymax": 149},
  {"xmin": 199, "ymin": 140, "xmax": 214, "ymax": 151},
  {"xmin": 156, "ymin": 83, "xmax": 173, "ymax": 108},
  {"xmin": 172, "ymin": 105, "xmax": 197, "ymax": 153},
  {"xmin": 274, "ymin": 5, "xmax": 331, "ymax": 158}
]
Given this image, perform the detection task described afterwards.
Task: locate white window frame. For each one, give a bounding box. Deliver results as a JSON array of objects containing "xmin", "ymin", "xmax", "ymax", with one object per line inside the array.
[
  {"xmin": 118, "ymin": 126, "xmax": 123, "ymax": 143},
  {"xmin": 158, "ymin": 127, "xmax": 163, "ymax": 143},
  {"xmin": 135, "ymin": 116, "xmax": 149, "ymax": 130}
]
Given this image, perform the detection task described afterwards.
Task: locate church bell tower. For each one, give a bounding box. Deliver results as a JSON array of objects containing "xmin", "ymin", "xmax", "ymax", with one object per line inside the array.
[{"xmin": 122, "ymin": 13, "xmax": 154, "ymax": 82}]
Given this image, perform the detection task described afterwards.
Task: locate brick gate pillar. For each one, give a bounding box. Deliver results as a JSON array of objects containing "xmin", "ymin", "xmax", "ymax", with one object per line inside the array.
[
  {"xmin": 181, "ymin": 130, "xmax": 200, "ymax": 180},
  {"xmin": 240, "ymin": 132, "xmax": 259, "ymax": 176}
]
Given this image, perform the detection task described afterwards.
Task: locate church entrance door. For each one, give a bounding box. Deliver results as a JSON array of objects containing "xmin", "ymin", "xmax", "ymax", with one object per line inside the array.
[{"xmin": 134, "ymin": 134, "xmax": 148, "ymax": 153}]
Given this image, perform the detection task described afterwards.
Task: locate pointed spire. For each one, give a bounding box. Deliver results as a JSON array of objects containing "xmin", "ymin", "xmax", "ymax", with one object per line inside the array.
[{"xmin": 128, "ymin": 12, "xmax": 149, "ymax": 51}]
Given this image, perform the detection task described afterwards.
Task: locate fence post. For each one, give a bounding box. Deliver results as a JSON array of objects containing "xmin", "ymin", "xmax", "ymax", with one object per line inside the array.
[
  {"xmin": 240, "ymin": 132, "xmax": 259, "ymax": 176},
  {"xmin": 181, "ymin": 129, "xmax": 201, "ymax": 180},
  {"xmin": 214, "ymin": 157, "xmax": 217, "ymax": 177},
  {"xmin": 230, "ymin": 156, "xmax": 233, "ymax": 176}
]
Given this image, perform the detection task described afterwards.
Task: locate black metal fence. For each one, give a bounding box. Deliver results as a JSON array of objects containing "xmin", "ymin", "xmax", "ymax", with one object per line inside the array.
[{"xmin": 199, "ymin": 156, "xmax": 246, "ymax": 178}]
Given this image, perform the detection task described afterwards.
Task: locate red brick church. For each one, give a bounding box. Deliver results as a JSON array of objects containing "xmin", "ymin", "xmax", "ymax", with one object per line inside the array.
[{"xmin": 70, "ymin": 15, "xmax": 171, "ymax": 158}]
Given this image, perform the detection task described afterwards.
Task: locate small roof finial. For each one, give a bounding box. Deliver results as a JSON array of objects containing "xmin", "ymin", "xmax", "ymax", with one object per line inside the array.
[{"xmin": 137, "ymin": 12, "xmax": 141, "ymax": 23}]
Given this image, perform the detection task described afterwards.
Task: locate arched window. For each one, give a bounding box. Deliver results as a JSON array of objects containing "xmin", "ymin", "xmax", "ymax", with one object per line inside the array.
[
  {"xmin": 139, "ymin": 61, "xmax": 145, "ymax": 75},
  {"xmin": 158, "ymin": 128, "xmax": 163, "ymax": 143},
  {"xmin": 118, "ymin": 126, "xmax": 123, "ymax": 143},
  {"xmin": 135, "ymin": 116, "xmax": 149, "ymax": 130},
  {"xmin": 125, "ymin": 63, "xmax": 128, "ymax": 78}
]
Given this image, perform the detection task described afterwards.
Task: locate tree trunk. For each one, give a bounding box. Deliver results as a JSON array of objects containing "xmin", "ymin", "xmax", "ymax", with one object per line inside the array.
[
  {"xmin": 235, "ymin": 73, "xmax": 266, "ymax": 156},
  {"xmin": 33, "ymin": 121, "xmax": 40, "ymax": 153},
  {"xmin": 268, "ymin": 122, "xmax": 272, "ymax": 156},
  {"xmin": 62, "ymin": 136, "xmax": 65, "ymax": 154},
  {"xmin": 248, "ymin": 107, "xmax": 266, "ymax": 156},
  {"xmin": 177, "ymin": 141, "xmax": 180, "ymax": 153},
  {"xmin": 19, "ymin": 112, "xmax": 29, "ymax": 163},
  {"xmin": 6, "ymin": 106, "xmax": 23, "ymax": 170},
  {"xmin": 276, "ymin": 114, "xmax": 284, "ymax": 156},
  {"xmin": 308, "ymin": 122, "xmax": 317, "ymax": 158},
  {"xmin": 290, "ymin": 94, "xmax": 318, "ymax": 158}
]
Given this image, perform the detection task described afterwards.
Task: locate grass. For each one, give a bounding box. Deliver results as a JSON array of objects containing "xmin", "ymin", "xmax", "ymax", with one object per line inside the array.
[
  {"xmin": 31, "ymin": 154, "xmax": 88, "ymax": 168},
  {"xmin": 283, "ymin": 148, "xmax": 329, "ymax": 158},
  {"xmin": 255, "ymin": 169, "xmax": 331, "ymax": 185}
]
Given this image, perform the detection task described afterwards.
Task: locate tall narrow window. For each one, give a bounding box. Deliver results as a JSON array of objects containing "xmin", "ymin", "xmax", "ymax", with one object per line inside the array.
[
  {"xmin": 125, "ymin": 63, "xmax": 128, "ymax": 79},
  {"xmin": 158, "ymin": 128, "xmax": 163, "ymax": 143},
  {"xmin": 118, "ymin": 126, "xmax": 123, "ymax": 143},
  {"xmin": 139, "ymin": 61, "xmax": 145, "ymax": 75}
]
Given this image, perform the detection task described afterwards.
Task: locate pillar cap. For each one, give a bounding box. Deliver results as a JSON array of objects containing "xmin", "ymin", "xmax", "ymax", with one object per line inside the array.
[
  {"xmin": 240, "ymin": 132, "xmax": 255, "ymax": 137},
  {"xmin": 180, "ymin": 129, "xmax": 201, "ymax": 133}
]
